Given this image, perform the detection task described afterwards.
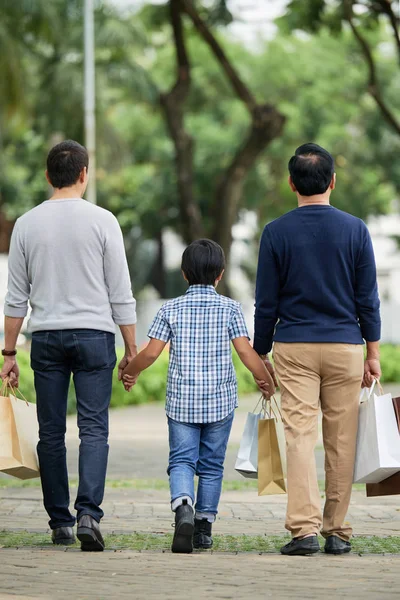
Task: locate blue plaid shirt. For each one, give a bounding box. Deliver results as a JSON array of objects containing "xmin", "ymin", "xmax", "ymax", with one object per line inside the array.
[{"xmin": 148, "ymin": 285, "xmax": 249, "ymax": 423}]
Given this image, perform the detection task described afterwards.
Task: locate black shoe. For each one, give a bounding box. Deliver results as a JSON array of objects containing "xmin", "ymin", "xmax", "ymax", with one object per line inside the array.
[
  {"xmin": 324, "ymin": 535, "xmax": 351, "ymax": 555},
  {"xmin": 193, "ymin": 518, "xmax": 213, "ymax": 550},
  {"xmin": 280, "ymin": 535, "xmax": 320, "ymax": 556},
  {"xmin": 51, "ymin": 526, "xmax": 76, "ymax": 546},
  {"xmin": 171, "ymin": 500, "xmax": 194, "ymax": 554},
  {"xmin": 77, "ymin": 515, "xmax": 105, "ymax": 552}
]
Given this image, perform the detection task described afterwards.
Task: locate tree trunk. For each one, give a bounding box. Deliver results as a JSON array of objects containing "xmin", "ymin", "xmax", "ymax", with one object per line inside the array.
[
  {"xmin": 0, "ymin": 211, "xmax": 14, "ymax": 253},
  {"xmin": 150, "ymin": 229, "xmax": 167, "ymax": 298},
  {"xmin": 213, "ymin": 105, "xmax": 285, "ymax": 264},
  {"xmin": 160, "ymin": 0, "xmax": 203, "ymax": 244}
]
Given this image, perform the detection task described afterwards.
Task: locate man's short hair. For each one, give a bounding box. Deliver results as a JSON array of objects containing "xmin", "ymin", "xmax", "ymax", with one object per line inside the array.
[
  {"xmin": 288, "ymin": 143, "xmax": 334, "ymax": 196},
  {"xmin": 47, "ymin": 140, "xmax": 89, "ymax": 189},
  {"xmin": 181, "ymin": 239, "xmax": 225, "ymax": 286}
]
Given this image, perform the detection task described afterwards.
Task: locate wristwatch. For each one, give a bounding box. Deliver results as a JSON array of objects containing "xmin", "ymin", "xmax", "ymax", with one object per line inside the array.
[{"xmin": 1, "ymin": 349, "xmax": 17, "ymax": 357}]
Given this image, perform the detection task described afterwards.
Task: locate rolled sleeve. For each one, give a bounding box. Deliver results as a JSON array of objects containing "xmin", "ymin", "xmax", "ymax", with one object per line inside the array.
[
  {"xmin": 148, "ymin": 307, "xmax": 172, "ymax": 342},
  {"xmin": 228, "ymin": 304, "xmax": 250, "ymax": 340},
  {"xmin": 103, "ymin": 215, "xmax": 137, "ymax": 325},
  {"xmin": 4, "ymin": 221, "xmax": 30, "ymax": 318}
]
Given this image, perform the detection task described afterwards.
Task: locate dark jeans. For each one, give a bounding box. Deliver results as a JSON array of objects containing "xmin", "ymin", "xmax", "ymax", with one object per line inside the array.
[{"xmin": 31, "ymin": 329, "xmax": 117, "ymax": 529}]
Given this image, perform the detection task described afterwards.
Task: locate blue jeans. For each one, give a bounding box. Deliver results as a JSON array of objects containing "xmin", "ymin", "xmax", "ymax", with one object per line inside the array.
[
  {"xmin": 31, "ymin": 329, "xmax": 116, "ymax": 529},
  {"xmin": 167, "ymin": 412, "xmax": 234, "ymax": 519}
]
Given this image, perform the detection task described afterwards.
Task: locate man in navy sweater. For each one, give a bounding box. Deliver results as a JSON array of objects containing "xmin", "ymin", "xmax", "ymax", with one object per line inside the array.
[{"xmin": 254, "ymin": 143, "xmax": 381, "ymax": 556}]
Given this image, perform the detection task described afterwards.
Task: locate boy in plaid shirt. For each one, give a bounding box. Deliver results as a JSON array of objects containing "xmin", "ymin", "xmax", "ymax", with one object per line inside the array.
[{"xmin": 123, "ymin": 239, "xmax": 274, "ymax": 553}]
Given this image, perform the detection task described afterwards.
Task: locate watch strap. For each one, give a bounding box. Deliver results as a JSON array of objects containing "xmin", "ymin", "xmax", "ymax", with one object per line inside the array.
[{"xmin": 2, "ymin": 349, "xmax": 17, "ymax": 357}]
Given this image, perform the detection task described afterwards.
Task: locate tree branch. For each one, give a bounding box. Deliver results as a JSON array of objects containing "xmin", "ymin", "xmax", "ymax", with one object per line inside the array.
[
  {"xmin": 180, "ymin": 0, "xmax": 257, "ymax": 115},
  {"xmin": 375, "ymin": 0, "xmax": 400, "ymax": 65},
  {"xmin": 212, "ymin": 106, "xmax": 285, "ymax": 253},
  {"xmin": 160, "ymin": 0, "xmax": 203, "ymax": 243},
  {"xmin": 345, "ymin": 1, "xmax": 400, "ymax": 136},
  {"xmin": 179, "ymin": 0, "xmax": 285, "ymax": 283}
]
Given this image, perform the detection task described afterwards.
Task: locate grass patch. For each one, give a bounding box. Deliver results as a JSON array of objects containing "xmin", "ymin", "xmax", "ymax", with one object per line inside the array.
[
  {"xmin": 0, "ymin": 531, "xmax": 399, "ymax": 554},
  {"xmin": 0, "ymin": 477, "xmax": 367, "ymax": 493}
]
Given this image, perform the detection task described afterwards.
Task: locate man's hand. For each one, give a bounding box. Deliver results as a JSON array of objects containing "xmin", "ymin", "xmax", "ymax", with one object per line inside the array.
[
  {"xmin": 118, "ymin": 351, "xmax": 137, "ymax": 382},
  {"xmin": 259, "ymin": 355, "xmax": 278, "ymax": 388},
  {"xmin": 122, "ymin": 373, "xmax": 139, "ymax": 392},
  {"xmin": 363, "ymin": 358, "xmax": 381, "ymax": 388},
  {"xmin": 1, "ymin": 357, "xmax": 20, "ymax": 387},
  {"xmin": 255, "ymin": 378, "xmax": 273, "ymax": 398}
]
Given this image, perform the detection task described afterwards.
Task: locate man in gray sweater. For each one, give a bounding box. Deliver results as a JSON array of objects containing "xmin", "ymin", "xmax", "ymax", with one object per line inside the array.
[{"xmin": 1, "ymin": 140, "xmax": 137, "ymax": 551}]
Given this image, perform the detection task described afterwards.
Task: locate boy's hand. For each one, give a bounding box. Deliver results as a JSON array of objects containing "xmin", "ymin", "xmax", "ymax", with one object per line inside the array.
[
  {"xmin": 122, "ymin": 373, "xmax": 138, "ymax": 392},
  {"xmin": 259, "ymin": 355, "xmax": 278, "ymax": 388},
  {"xmin": 255, "ymin": 378, "xmax": 274, "ymax": 398}
]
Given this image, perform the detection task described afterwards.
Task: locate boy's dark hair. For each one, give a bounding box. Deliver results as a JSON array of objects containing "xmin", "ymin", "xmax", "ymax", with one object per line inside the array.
[
  {"xmin": 46, "ymin": 140, "xmax": 89, "ymax": 189},
  {"xmin": 181, "ymin": 239, "xmax": 225, "ymax": 286},
  {"xmin": 288, "ymin": 143, "xmax": 334, "ymax": 196}
]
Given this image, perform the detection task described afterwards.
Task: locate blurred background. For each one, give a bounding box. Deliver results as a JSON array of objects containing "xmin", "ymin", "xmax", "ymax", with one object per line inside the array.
[{"xmin": 0, "ymin": 0, "xmax": 400, "ymax": 347}]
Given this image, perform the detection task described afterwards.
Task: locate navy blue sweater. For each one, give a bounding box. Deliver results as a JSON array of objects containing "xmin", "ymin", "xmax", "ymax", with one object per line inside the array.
[{"xmin": 254, "ymin": 205, "xmax": 381, "ymax": 354}]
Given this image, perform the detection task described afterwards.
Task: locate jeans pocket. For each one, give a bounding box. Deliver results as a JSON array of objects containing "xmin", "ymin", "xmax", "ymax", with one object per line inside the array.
[
  {"xmin": 73, "ymin": 332, "xmax": 116, "ymax": 371},
  {"xmin": 30, "ymin": 332, "xmax": 50, "ymax": 371}
]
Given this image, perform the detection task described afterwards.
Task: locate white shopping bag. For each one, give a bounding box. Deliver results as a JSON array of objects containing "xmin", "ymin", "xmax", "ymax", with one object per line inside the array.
[
  {"xmin": 354, "ymin": 380, "xmax": 400, "ymax": 484},
  {"xmin": 235, "ymin": 404, "xmax": 263, "ymax": 479}
]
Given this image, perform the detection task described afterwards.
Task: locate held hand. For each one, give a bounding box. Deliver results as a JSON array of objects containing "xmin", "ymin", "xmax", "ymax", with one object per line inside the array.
[
  {"xmin": 122, "ymin": 373, "xmax": 138, "ymax": 392},
  {"xmin": 0, "ymin": 357, "xmax": 20, "ymax": 388},
  {"xmin": 118, "ymin": 350, "xmax": 137, "ymax": 382},
  {"xmin": 255, "ymin": 378, "xmax": 274, "ymax": 398},
  {"xmin": 363, "ymin": 358, "xmax": 381, "ymax": 388},
  {"xmin": 260, "ymin": 356, "xmax": 278, "ymax": 388}
]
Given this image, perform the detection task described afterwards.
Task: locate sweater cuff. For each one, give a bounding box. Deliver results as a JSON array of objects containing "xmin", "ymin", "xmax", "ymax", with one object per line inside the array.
[
  {"xmin": 361, "ymin": 323, "xmax": 381, "ymax": 343},
  {"xmin": 4, "ymin": 304, "xmax": 28, "ymax": 318},
  {"xmin": 112, "ymin": 301, "xmax": 137, "ymax": 326},
  {"xmin": 253, "ymin": 335, "xmax": 273, "ymax": 355}
]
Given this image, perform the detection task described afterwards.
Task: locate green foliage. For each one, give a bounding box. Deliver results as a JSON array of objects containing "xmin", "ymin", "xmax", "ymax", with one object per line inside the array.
[
  {"xmin": 11, "ymin": 345, "xmax": 400, "ymax": 412},
  {"xmin": 14, "ymin": 347, "xmax": 257, "ymax": 413},
  {"xmin": 1, "ymin": 1, "xmax": 399, "ymax": 297}
]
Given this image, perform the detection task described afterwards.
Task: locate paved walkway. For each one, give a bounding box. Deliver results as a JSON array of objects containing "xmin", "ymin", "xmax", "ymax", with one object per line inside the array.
[{"xmin": 1, "ymin": 390, "xmax": 400, "ymax": 599}]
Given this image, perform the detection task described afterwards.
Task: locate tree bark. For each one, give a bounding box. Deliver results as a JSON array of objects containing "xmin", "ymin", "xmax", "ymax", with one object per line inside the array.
[{"xmin": 160, "ymin": 0, "xmax": 203, "ymax": 244}]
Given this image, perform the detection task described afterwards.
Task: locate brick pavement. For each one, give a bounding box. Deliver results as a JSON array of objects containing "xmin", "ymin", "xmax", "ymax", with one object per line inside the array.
[{"xmin": 1, "ymin": 391, "xmax": 400, "ymax": 599}]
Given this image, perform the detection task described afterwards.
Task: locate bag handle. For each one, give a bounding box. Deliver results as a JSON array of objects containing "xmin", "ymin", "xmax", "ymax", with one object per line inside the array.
[
  {"xmin": 360, "ymin": 379, "xmax": 384, "ymax": 403},
  {"xmin": 0, "ymin": 377, "xmax": 29, "ymax": 406}
]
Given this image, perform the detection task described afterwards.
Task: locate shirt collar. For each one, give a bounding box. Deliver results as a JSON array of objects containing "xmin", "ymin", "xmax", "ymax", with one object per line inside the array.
[{"xmin": 185, "ymin": 285, "xmax": 217, "ymax": 295}]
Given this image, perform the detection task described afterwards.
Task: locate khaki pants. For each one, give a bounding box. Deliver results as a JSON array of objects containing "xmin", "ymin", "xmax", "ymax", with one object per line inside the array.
[{"xmin": 273, "ymin": 342, "xmax": 364, "ymax": 541}]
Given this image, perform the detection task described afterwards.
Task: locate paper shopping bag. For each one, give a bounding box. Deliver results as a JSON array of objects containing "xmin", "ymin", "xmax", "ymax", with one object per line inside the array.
[
  {"xmin": 235, "ymin": 410, "xmax": 262, "ymax": 478},
  {"xmin": 0, "ymin": 383, "xmax": 39, "ymax": 480},
  {"xmin": 354, "ymin": 381, "xmax": 400, "ymax": 484},
  {"xmin": 258, "ymin": 399, "xmax": 286, "ymax": 496},
  {"xmin": 366, "ymin": 396, "xmax": 400, "ymax": 496},
  {"xmin": 366, "ymin": 472, "xmax": 400, "ymax": 497}
]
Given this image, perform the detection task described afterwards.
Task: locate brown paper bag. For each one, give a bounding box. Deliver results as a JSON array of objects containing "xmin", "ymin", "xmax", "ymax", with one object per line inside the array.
[
  {"xmin": 366, "ymin": 396, "xmax": 400, "ymax": 497},
  {"xmin": 258, "ymin": 398, "xmax": 286, "ymax": 496},
  {"xmin": 0, "ymin": 383, "xmax": 40, "ymax": 480}
]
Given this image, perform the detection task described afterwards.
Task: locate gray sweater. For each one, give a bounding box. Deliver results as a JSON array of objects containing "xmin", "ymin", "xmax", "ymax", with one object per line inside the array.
[{"xmin": 4, "ymin": 198, "xmax": 137, "ymax": 333}]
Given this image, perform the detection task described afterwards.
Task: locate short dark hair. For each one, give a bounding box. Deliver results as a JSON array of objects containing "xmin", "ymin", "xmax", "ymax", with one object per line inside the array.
[
  {"xmin": 288, "ymin": 143, "xmax": 334, "ymax": 196},
  {"xmin": 181, "ymin": 239, "xmax": 225, "ymax": 286},
  {"xmin": 46, "ymin": 140, "xmax": 89, "ymax": 189}
]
